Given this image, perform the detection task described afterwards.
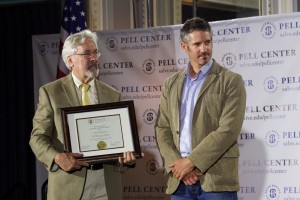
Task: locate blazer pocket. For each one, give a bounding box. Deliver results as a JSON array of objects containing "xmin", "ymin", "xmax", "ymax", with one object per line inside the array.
[
  {"xmin": 207, "ymin": 147, "xmax": 239, "ymax": 177},
  {"xmin": 204, "ymin": 94, "xmax": 223, "ymax": 117},
  {"xmin": 223, "ymin": 144, "xmax": 239, "ymax": 158}
]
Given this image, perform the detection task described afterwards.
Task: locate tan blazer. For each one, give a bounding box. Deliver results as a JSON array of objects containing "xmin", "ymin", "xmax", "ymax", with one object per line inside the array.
[
  {"xmin": 155, "ymin": 60, "xmax": 246, "ymax": 194},
  {"xmin": 29, "ymin": 74, "xmax": 122, "ymax": 200}
]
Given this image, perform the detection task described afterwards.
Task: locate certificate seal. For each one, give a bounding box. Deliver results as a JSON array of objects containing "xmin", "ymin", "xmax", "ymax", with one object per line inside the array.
[{"xmin": 97, "ymin": 141, "xmax": 107, "ymax": 150}]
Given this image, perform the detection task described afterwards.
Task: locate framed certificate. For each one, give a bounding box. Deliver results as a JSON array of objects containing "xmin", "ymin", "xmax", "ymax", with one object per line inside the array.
[{"xmin": 61, "ymin": 100, "xmax": 142, "ymax": 164}]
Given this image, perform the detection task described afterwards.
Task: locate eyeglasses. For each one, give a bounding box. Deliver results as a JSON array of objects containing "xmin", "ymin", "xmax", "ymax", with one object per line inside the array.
[{"xmin": 75, "ymin": 50, "xmax": 101, "ymax": 59}]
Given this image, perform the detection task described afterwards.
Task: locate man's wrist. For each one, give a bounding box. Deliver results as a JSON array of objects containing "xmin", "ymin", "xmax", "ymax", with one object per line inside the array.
[{"xmin": 50, "ymin": 162, "xmax": 59, "ymax": 172}]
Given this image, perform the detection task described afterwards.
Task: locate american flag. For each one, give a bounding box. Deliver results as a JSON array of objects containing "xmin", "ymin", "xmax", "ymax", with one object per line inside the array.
[{"xmin": 56, "ymin": 0, "xmax": 87, "ymax": 78}]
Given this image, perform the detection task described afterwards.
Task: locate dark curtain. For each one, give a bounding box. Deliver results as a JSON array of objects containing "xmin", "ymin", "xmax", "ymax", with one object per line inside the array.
[{"xmin": 0, "ymin": 2, "xmax": 60, "ymax": 200}]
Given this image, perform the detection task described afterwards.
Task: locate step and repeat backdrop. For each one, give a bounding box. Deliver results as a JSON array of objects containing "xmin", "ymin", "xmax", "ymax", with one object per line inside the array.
[{"xmin": 32, "ymin": 12, "xmax": 300, "ymax": 200}]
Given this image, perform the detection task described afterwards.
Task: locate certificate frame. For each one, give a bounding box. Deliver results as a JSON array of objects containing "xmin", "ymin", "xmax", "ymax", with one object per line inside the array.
[{"xmin": 61, "ymin": 100, "xmax": 141, "ymax": 164}]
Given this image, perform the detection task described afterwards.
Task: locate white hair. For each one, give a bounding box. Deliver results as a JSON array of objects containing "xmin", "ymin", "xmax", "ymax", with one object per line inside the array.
[{"xmin": 62, "ymin": 29, "xmax": 98, "ymax": 70}]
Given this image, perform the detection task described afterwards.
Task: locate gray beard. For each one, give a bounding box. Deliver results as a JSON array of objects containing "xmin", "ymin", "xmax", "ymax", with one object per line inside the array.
[{"xmin": 85, "ymin": 68, "xmax": 99, "ymax": 79}]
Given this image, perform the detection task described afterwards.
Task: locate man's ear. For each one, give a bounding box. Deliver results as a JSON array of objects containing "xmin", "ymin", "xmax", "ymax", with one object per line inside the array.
[
  {"xmin": 67, "ymin": 56, "xmax": 73, "ymax": 68},
  {"xmin": 180, "ymin": 42, "xmax": 188, "ymax": 52}
]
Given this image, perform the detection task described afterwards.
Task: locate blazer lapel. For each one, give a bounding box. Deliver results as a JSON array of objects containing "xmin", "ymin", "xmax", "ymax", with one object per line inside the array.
[
  {"xmin": 61, "ymin": 74, "xmax": 81, "ymax": 106},
  {"xmin": 95, "ymin": 80, "xmax": 108, "ymax": 104},
  {"xmin": 176, "ymin": 71, "xmax": 185, "ymax": 103},
  {"xmin": 174, "ymin": 70, "xmax": 186, "ymax": 132},
  {"xmin": 196, "ymin": 60, "xmax": 220, "ymax": 100}
]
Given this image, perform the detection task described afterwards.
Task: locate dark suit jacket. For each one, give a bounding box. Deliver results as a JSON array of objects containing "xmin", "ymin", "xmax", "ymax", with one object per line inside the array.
[
  {"xmin": 29, "ymin": 74, "xmax": 122, "ymax": 199},
  {"xmin": 155, "ymin": 60, "xmax": 246, "ymax": 194}
]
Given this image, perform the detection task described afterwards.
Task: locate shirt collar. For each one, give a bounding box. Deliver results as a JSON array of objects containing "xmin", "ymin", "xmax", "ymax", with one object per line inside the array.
[{"xmin": 186, "ymin": 58, "xmax": 213, "ymax": 79}]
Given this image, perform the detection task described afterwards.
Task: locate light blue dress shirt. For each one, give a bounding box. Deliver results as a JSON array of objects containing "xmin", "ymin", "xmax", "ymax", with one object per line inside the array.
[{"xmin": 179, "ymin": 59, "xmax": 212, "ymax": 157}]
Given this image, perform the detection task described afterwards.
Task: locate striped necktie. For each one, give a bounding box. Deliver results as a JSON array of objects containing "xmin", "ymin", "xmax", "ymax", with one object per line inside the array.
[{"xmin": 80, "ymin": 83, "xmax": 91, "ymax": 106}]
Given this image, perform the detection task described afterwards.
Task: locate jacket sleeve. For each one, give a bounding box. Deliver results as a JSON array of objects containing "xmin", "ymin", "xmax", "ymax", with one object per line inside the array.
[{"xmin": 29, "ymin": 86, "xmax": 58, "ymax": 171}]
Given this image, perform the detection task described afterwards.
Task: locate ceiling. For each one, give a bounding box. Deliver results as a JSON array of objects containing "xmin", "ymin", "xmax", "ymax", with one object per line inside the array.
[
  {"xmin": 0, "ymin": 0, "xmax": 55, "ymax": 5},
  {"xmin": 0, "ymin": 0, "xmax": 259, "ymax": 12}
]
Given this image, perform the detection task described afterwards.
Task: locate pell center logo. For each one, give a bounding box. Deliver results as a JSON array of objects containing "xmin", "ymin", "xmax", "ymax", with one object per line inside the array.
[
  {"xmin": 265, "ymin": 184, "xmax": 280, "ymax": 200},
  {"xmin": 265, "ymin": 130, "xmax": 279, "ymax": 147},
  {"xmin": 38, "ymin": 41, "xmax": 49, "ymax": 55},
  {"xmin": 264, "ymin": 76, "xmax": 278, "ymax": 93},
  {"xmin": 105, "ymin": 36, "xmax": 118, "ymax": 52},
  {"xmin": 261, "ymin": 21, "xmax": 276, "ymax": 39},
  {"xmin": 146, "ymin": 159, "xmax": 160, "ymax": 175},
  {"xmin": 142, "ymin": 108, "xmax": 157, "ymax": 125},
  {"xmin": 222, "ymin": 52, "xmax": 237, "ymax": 69},
  {"xmin": 142, "ymin": 59, "xmax": 156, "ymax": 75}
]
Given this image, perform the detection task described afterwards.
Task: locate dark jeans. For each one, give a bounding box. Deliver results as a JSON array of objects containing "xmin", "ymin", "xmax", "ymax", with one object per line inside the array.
[{"xmin": 171, "ymin": 182, "xmax": 238, "ymax": 200}]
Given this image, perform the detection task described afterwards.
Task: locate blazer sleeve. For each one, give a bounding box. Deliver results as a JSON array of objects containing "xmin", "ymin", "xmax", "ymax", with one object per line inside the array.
[{"xmin": 29, "ymin": 86, "xmax": 59, "ymax": 171}]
